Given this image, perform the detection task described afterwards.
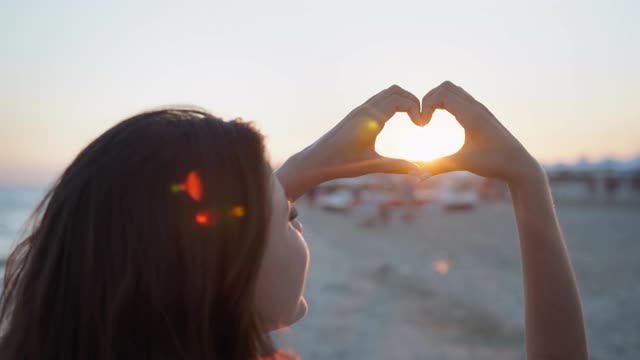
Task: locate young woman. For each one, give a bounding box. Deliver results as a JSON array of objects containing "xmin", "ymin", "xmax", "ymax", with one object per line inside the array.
[{"xmin": 0, "ymin": 82, "xmax": 587, "ymax": 359}]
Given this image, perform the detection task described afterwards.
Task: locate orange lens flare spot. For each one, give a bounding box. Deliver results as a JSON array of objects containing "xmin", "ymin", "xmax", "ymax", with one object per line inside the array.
[
  {"xmin": 184, "ymin": 171, "xmax": 203, "ymax": 201},
  {"xmin": 195, "ymin": 209, "xmax": 219, "ymax": 226},
  {"xmin": 432, "ymin": 259, "xmax": 450, "ymax": 274},
  {"xmin": 195, "ymin": 212, "xmax": 210, "ymax": 225},
  {"xmin": 229, "ymin": 206, "xmax": 245, "ymax": 218}
]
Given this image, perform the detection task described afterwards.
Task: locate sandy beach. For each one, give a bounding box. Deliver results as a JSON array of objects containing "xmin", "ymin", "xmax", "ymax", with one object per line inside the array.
[
  {"xmin": 1, "ymin": 188, "xmax": 638, "ymax": 359},
  {"xmin": 277, "ymin": 201, "xmax": 640, "ymax": 360}
]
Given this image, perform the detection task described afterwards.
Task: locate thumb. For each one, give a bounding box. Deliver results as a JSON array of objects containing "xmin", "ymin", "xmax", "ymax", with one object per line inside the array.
[
  {"xmin": 422, "ymin": 153, "xmax": 464, "ymax": 176},
  {"xmin": 320, "ymin": 157, "xmax": 420, "ymax": 179},
  {"xmin": 370, "ymin": 157, "xmax": 421, "ymax": 174}
]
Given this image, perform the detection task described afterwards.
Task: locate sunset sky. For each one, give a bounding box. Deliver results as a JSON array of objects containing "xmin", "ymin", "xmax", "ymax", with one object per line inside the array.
[{"xmin": 1, "ymin": 0, "xmax": 639, "ymax": 184}]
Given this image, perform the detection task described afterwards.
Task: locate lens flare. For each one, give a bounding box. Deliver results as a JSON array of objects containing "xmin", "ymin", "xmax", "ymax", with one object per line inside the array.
[
  {"xmin": 229, "ymin": 205, "xmax": 245, "ymax": 218},
  {"xmin": 184, "ymin": 171, "xmax": 203, "ymax": 201},
  {"xmin": 195, "ymin": 212, "xmax": 210, "ymax": 225},
  {"xmin": 366, "ymin": 120, "xmax": 380, "ymax": 132},
  {"xmin": 432, "ymin": 259, "xmax": 450, "ymax": 274},
  {"xmin": 171, "ymin": 171, "xmax": 203, "ymax": 201},
  {"xmin": 170, "ymin": 183, "xmax": 184, "ymax": 193},
  {"xmin": 195, "ymin": 209, "xmax": 219, "ymax": 226}
]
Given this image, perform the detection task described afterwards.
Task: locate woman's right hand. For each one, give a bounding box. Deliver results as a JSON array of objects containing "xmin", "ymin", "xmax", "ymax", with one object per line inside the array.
[
  {"xmin": 424, "ymin": 83, "xmax": 589, "ymax": 360},
  {"xmin": 420, "ymin": 81, "xmax": 543, "ymax": 185}
]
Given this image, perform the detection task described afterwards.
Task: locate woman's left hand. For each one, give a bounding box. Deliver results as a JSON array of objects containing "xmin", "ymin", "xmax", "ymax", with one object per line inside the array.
[{"xmin": 277, "ymin": 85, "xmax": 423, "ymax": 200}]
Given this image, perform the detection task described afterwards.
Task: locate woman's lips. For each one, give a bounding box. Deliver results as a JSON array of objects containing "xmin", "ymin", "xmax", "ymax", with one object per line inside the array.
[{"xmin": 292, "ymin": 219, "xmax": 303, "ymax": 234}]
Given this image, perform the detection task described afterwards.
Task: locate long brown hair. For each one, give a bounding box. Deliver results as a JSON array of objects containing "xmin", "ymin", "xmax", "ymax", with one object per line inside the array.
[{"xmin": 0, "ymin": 109, "xmax": 279, "ymax": 359}]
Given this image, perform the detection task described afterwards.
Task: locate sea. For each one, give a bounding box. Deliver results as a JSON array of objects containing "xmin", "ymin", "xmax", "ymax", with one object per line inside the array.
[{"xmin": 0, "ymin": 186, "xmax": 48, "ymax": 268}]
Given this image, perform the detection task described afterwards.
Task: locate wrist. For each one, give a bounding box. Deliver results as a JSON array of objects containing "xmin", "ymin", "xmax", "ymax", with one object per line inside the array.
[
  {"xmin": 276, "ymin": 151, "xmax": 322, "ymax": 201},
  {"xmin": 505, "ymin": 154, "xmax": 546, "ymax": 189},
  {"xmin": 507, "ymin": 162, "xmax": 549, "ymax": 196}
]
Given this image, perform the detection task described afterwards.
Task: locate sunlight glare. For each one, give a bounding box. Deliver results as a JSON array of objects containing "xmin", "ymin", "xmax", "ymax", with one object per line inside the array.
[{"xmin": 375, "ymin": 110, "xmax": 465, "ymax": 162}]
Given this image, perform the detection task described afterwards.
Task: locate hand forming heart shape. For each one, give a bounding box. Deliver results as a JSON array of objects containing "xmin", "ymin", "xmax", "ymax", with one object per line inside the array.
[{"xmin": 279, "ymin": 82, "xmax": 541, "ymax": 200}]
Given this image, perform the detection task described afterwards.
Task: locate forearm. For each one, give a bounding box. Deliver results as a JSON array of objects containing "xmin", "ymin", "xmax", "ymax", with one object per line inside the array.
[
  {"xmin": 509, "ymin": 168, "xmax": 588, "ymax": 359},
  {"xmin": 276, "ymin": 152, "xmax": 323, "ymax": 201}
]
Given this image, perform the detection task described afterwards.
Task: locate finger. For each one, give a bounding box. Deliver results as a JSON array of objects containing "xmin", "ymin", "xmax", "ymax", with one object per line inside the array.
[
  {"xmin": 422, "ymin": 81, "xmax": 460, "ymax": 114},
  {"xmin": 365, "ymin": 87, "xmax": 389, "ymax": 104},
  {"xmin": 448, "ymin": 83, "xmax": 507, "ymax": 133},
  {"xmin": 395, "ymin": 93, "xmax": 423, "ymax": 127},
  {"xmin": 326, "ymin": 157, "xmax": 420, "ymax": 178},
  {"xmin": 442, "ymin": 80, "xmax": 475, "ymax": 101},
  {"xmin": 422, "ymin": 82, "xmax": 475, "ymax": 129},
  {"xmin": 367, "ymin": 157, "xmax": 421, "ymax": 174},
  {"xmin": 373, "ymin": 85, "xmax": 422, "ymax": 126},
  {"xmin": 421, "ymin": 87, "xmax": 444, "ymax": 124},
  {"xmin": 422, "ymin": 153, "xmax": 464, "ymax": 176},
  {"xmin": 420, "ymin": 86, "xmax": 440, "ymax": 125},
  {"xmin": 378, "ymin": 94, "xmax": 421, "ymax": 126},
  {"xmin": 373, "ymin": 84, "xmax": 415, "ymax": 100}
]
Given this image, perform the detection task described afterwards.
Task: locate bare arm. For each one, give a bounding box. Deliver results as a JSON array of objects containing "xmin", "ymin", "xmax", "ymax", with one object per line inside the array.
[
  {"xmin": 509, "ymin": 169, "xmax": 587, "ymax": 359},
  {"xmin": 277, "ymin": 85, "xmax": 422, "ymax": 201},
  {"xmin": 277, "ymin": 81, "xmax": 588, "ymax": 358},
  {"xmin": 421, "ymin": 81, "xmax": 588, "ymax": 359},
  {"xmin": 276, "ymin": 152, "xmax": 319, "ymax": 202}
]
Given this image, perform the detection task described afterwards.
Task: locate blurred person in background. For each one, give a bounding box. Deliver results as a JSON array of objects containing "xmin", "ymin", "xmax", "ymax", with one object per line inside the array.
[
  {"xmin": 399, "ymin": 176, "xmax": 418, "ymax": 224},
  {"xmin": 357, "ymin": 184, "xmax": 390, "ymax": 228}
]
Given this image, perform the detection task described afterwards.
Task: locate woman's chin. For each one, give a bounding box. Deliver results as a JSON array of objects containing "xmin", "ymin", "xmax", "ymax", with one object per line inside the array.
[
  {"xmin": 263, "ymin": 297, "xmax": 308, "ymax": 332},
  {"xmin": 282, "ymin": 297, "xmax": 308, "ymax": 328},
  {"xmin": 292, "ymin": 296, "xmax": 308, "ymax": 323}
]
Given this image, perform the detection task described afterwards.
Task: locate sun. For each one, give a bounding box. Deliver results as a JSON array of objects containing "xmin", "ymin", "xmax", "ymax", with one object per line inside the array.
[{"xmin": 375, "ymin": 110, "xmax": 465, "ymax": 162}]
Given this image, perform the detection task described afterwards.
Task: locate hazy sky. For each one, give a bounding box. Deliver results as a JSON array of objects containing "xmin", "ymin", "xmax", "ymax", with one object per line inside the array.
[{"xmin": 1, "ymin": 0, "xmax": 639, "ymax": 184}]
